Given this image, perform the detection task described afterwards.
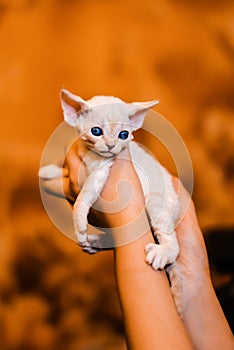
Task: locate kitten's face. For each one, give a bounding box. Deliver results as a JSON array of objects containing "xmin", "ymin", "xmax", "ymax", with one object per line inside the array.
[
  {"xmin": 60, "ymin": 89, "xmax": 159, "ymax": 157},
  {"xmin": 76, "ymin": 104, "xmax": 133, "ymax": 157}
]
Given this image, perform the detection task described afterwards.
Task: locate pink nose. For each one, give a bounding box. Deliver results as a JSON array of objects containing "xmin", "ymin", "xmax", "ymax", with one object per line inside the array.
[{"xmin": 107, "ymin": 145, "xmax": 114, "ymax": 150}]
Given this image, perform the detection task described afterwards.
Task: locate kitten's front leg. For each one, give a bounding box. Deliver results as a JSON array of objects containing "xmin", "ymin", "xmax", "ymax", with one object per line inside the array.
[
  {"xmin": 73, "ymin": 159, "xmax": 113, "ymax": 252},
  {"xmin": 73, "ymin": 195, "xmax": 90, "ymax": 246}
]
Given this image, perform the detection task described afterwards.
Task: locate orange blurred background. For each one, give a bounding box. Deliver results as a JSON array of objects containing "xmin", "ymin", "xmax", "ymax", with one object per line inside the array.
[{"xmin": 0, "ymin": 0, "xmax": 233, "ymax": 349}]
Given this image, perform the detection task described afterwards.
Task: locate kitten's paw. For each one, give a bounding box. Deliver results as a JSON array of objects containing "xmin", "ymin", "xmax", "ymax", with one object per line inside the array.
[
  {"xmin": 88, "ymin": 234, "xmax": 102, "ymax": 249},
  {"xmin": 82, "ymin": 235, "xmax": 102, "ymax": 254},
  {"xmin": 39, "ymin": 165, "xmax": 62, "ymax": 179},
  {"xmin": 77, "ymin": 232, "xmax": 88, "ymax": 247},
  {"xmin": 76, "ymin": 232, "xmax": 100, "ymax": 253},
  {"xmin": 82, "ymin": 246, "xmax": 99, "ymax": 254},
  {"xmin": 145, "ymin": 243, "xmax": 175, "ymax": 270}
]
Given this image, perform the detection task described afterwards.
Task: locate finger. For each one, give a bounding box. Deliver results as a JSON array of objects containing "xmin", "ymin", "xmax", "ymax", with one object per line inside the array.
[
  {"xmin": 64, "ymin": 141, "xmax": 86, "ymax": 196},
  {"xmin": 42, "ymin": 177, "xmax": 77, "ymax": 204},
  {"xmin": 62, "ymin": 177, "xmax": 77, "ymax": 203},
  {"xmin": 172, "ymin": 176, "xmax": 179, "ymax": 192},
  {"xmin": 42, "ymin": 178, "xmax": 66, "ymax": 198}
]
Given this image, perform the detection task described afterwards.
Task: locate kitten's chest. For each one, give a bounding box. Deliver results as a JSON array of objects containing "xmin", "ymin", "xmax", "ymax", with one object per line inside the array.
[
  {"xmin": 79, "ymin": 150, "xmax": 113, "ymax": 173},
  {"xmin": 129, "ymin": 142, "xmax": 173, "ymax": 197}
]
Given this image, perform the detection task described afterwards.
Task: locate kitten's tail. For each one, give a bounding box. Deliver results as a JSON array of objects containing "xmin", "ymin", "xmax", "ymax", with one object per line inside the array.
[
  {"xmin": 167, "ymin": 262, "xmax": 184, "ymax": 318},
  {"xmin": 39, "ymin": 164, "xmax": 68, "ymax": 179}
]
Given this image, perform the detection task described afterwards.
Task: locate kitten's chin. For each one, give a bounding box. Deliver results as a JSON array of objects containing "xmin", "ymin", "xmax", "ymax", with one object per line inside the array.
[
  {"xmin": 98, "ymin": 152, "xmax": 114, "ymax": 158},
  {"xmin": 99, "ymin": 148, "xmax": 124, "ymax": 157}
]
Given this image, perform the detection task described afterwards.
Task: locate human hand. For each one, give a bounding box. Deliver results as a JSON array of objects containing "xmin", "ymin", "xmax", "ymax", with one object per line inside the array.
[
  {"xmin": 40, "ymin": 140, "xmax": 82, "ymax": 205},
  {"xmin": 42, "ymin": 140, "xmax": 141, "ymax": 233}
]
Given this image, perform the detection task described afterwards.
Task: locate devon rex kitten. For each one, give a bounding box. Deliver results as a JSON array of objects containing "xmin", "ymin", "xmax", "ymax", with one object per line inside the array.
[{"xmin": 39, "ymin": 89, "xmax": 183, "ymax": 314}]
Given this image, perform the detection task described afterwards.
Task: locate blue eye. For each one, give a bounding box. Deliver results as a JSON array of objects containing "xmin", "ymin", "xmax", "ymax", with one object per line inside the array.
[
  {"xmin": 118, "ymin": 130, "xmax": 129, "ymax": 140},
  {"xmin": 91, "ymin": 127, "xmax": 103, "ymax": 136}
]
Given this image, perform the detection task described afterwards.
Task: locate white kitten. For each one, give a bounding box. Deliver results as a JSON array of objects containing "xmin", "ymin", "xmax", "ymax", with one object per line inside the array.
[{"xmin": 39, "ymin": 89, "xmax": 183, "ymax": 315}]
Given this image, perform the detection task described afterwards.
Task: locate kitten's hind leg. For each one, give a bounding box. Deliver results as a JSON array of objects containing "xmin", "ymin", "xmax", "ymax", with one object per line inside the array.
[{"xmin": 145, "ymin": 230, "xmax": 179, "ymax": 270}]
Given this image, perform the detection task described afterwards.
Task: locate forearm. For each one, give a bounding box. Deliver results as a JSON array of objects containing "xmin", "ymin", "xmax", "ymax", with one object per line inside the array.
[
  {"xmin": 175, "ymin": 200, "xmax": 234, "ymax": 349},
  {"xmin": 99, "ymin": 154, "xmax": 193, "ymax": 349},
  {"xmin": 183, "ymin": 273, "xmax": 233, "ymax": 350},
  {"xmin": 114, "ymin": 230, "xmax": 193, "ymax": 350}
]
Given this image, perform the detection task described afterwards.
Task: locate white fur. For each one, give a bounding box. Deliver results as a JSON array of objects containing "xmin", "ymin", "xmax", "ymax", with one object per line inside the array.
[
  {"xmin": 39, "ymin": 90, "xmax": 183, "ymax": 315},
  {"xmin": 39, "ymin": 164, "xmax": 63, "ymax": 179}
]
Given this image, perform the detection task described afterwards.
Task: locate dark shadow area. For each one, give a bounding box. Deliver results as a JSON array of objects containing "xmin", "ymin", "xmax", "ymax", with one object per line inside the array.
[{"xmin": 205, "ymin": 227, "xmax": 234, "ymax": 332}]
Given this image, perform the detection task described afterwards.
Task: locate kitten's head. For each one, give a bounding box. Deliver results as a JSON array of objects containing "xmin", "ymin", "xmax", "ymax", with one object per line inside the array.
[{"xmin": 60, "ymin": 89, "xmax": 159, "ymax": 157}]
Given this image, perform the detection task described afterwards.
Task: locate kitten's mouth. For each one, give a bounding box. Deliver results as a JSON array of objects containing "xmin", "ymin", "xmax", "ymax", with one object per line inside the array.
[
  {"xmin": 100, "ymin": 151, "xmax": 113, "ymax": 154},
  {"xmin": 99, "ymin": 150, "xmax": 116, "ymax": 157}
]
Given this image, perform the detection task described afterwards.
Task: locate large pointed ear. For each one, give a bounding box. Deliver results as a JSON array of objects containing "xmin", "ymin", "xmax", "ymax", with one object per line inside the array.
[
  {"xmin": 60, "ymin": 89, "xmax": 91, "ymax": 126},
  {"xmin": 128, "ymin": 100, "xmax": 159, "ymax": 130}
]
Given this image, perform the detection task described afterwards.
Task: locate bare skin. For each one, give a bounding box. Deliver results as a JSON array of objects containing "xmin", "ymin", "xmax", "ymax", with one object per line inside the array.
[{"xmin": 42, "ymin": 141, "xmax": 233, "ymax": 350}]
